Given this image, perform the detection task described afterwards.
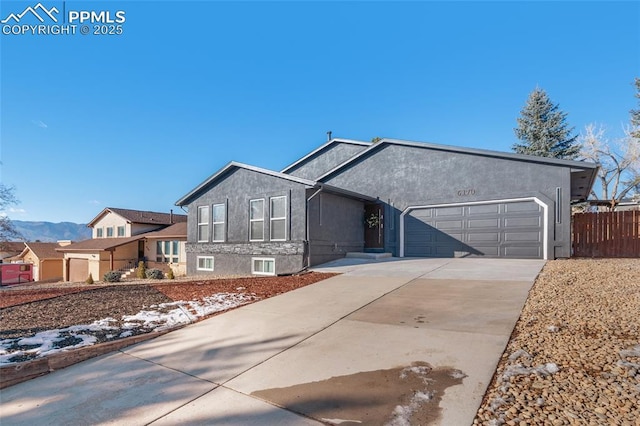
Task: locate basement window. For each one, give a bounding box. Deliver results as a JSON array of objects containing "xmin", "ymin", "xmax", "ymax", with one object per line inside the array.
[
  {"xmin": 252, "ymin": 257, "xmax": 275, "ymax": 276},
  {"xmin": 197, "ymin": 256, "xmax": 214, "ymax": 271}
]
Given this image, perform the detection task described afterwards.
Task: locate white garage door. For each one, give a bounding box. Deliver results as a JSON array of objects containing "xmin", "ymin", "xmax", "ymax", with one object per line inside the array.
[{"xmin": 404, "ymin": 200, "xmax": 545, "ymax": 259}]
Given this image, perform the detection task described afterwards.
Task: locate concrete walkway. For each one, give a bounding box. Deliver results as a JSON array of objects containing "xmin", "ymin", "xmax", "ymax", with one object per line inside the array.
[{"xmin": 0, "ymin": 258, "xmax": 545, "ymax": 425}]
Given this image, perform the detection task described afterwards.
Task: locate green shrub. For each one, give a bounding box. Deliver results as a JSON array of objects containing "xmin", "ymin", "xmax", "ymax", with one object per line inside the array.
[
  {"xmin": 103, "ymin": 271, "xmax": 122, "ymax": 282},
  {"xmin": 85, "ymin": 273, "xmax": 94, "ymax": 285},
  {"xmin": 136, "ymin": 261, "xmax": 146, "ymax": 279},
  {"xmin": 145, "ymin": 268, "xmax": 164, "ymax": 280},
  {"xmin": 167, "ymin": 268, "xmax": 175, "ymax": 280}
]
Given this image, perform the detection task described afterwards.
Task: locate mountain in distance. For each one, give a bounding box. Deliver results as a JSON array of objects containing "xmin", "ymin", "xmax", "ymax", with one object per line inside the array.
[{"xmin": 11, "ymin": 220, "xmax": 92, "ymax": 243}]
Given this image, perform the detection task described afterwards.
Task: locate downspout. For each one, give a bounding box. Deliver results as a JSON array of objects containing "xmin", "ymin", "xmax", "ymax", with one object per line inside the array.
[
  {"xmin": 109, "ymin": 250, "xmax": 114, "ymax": 271},
  {"xmin": 305, "ymin": 185, "xmax": 324, "ymax": 268}
]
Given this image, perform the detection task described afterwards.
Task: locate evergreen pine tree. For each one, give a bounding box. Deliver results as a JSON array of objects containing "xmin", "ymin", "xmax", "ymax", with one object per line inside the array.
[{"xmin": 513, "ymin": 88, "xmax": 580, "ymax": 159}]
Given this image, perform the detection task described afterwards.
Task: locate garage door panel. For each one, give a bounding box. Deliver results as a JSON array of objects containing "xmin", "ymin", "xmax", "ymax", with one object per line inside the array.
[
  {"xmin": 435, "ymin": 232, "xmax": 462, "ymax": 242},
  {"xmin": 69, "ymin": 259, "xmax": 88, "ymax": 282},
  {"xmin": 405, "ymin": 200, "xmax": 543, "ymax": 259},
  {"xmin": 472, "ymin": 246, "xmax": 500, "ymax": 256},
  {"xmin": 504, "ymin": 216, "xmax": 541, "ymax": 227},
  {"xmin": 504, "ymin": 231, "xmax": 541, "ymax": 242},
  {"xmin": 504, "ymin": 246, "xmax": 541, "ymax": 258},
  {"xmin": 435, "ymin": 220, "xmax": 463, "ymax": 230},
  {"xmin": 468, "ymin": 219, "xmax": 499, "ymax": 228},
  {"xmin": 435, "ymin": 207, "xmax": 464, "ymax": 216},
  {"xmin": 468, "ymin": 204, "xmax": 499, "ymax": 214},
  {"xmin": 504, "ymin": 202, "xmax": 541, "ymax": 213},
  {"xmin": 467, "ymin": 232, "xmax": 500, "ymax": 242}
]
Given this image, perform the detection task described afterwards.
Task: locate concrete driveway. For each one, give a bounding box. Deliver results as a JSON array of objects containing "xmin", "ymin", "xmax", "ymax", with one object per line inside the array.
[{"xmin": 0, "ymin": 258, "xmax": 544, "ymax": 425}]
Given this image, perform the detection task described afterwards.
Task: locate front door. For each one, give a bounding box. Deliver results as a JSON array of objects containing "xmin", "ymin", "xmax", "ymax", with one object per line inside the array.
[
  {"xmin": 138, "ymin": 240, "xmax": 145, "ymax": 260},
  {"xmin": 364, "ymin": 204, "xmax": 384, "ymax": 249}
]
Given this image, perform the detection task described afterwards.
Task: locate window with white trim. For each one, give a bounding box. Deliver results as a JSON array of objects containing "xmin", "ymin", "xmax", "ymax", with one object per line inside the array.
[
  {"xmin": 197, "ymin": 256, "xmax": 214, "ymax": 271},
  {"xmin": 106, "ymin": 227, "xmax": 114, "ymax": 237},
  {"xmin": 249, "ymin": 199, "xmax": 264, "ymax": 241},
  {"xmin": 157, "ymin": 240, "xmax": 180, "ymax": 263},
  {"xmin": 96, "ymin": 228, "xmax": 103, "ymax": 238},
  {"xmin": 212, "ymin": 203, "xmax": 226, "ymax": 242},
  {"xmin": 117, "ymin": 226, "xmax": 125, "ymax": 237},
  {"xmin": 252, "ymin": 257, "xmax": 275, "ymax": 275},
  {"xmin": 197, "ymin": 206, "xmax": 209, "ymax": 242},
  {"xmin": 270, "ymin": 196, "xmax": 287, "ymax": 241}
]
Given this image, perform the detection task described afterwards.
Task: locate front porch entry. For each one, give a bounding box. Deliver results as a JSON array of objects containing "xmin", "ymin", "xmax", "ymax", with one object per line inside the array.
[{"xmin": 364, "ymin": 203, "xmax": 384, "ymax": 251}]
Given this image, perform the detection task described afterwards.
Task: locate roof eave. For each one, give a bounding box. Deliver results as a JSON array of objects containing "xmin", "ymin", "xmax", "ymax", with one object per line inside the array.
[
  {"xmin": 317, "ymin": 138, "xmax": 601, "ymax": 182},
  {"xmin": 176, "ymin": 161, "xmax": 318, "ymax": 206}
]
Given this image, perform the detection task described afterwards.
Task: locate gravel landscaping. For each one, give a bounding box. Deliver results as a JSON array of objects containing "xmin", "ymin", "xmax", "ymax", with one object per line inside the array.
[
  {"xmin": 2, "ymin": 258, "xmax": 639, "ymax": 425},
  {"xmin": 0, "ymin": 272, "xmax": 336, "ymax": 364},
  {"xmin": 474, "ymin": 258, "xmax": 640, "ymax": 426}
]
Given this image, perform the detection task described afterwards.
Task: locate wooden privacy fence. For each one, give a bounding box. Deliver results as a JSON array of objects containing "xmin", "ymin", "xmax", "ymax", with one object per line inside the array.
[{"xmin": 572, "ymin": 210, "xmax": 640, "ymax": 258}]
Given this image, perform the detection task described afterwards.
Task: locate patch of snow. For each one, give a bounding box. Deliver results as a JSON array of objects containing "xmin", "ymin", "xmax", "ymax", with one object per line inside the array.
[
  {"xmin": 619, "ymin": 345, "xmax": 640, "ymax": 359},
  {"xmin": 450, "ymin": 369, "xmax": 467, "ymax": 379},
  {"xmin": 508, "ymin": 349, "xmax": 532, "ymax": 361},
  {"xmin": 386, "ymin": 390, "xmax": 434, "ymax": 426},
  {"xmin": 547, "ymin": 325, "xmax": 559, "ymax": 332},
  {"xmin": 387, "ymin": 366, "xmax": 441, "ymax": 425},
  {"xmin": 502, "ymin": 362, "xmax": 559, "ymax": 380},
  {"xmin": 489, "ymin": 396, "xmax": 509, "ymax": 412},
  {"xmin": 400, "ymin": 365, "xmax": 431, "ymax": 379},
  {"xmin": 321, "ymin": 419, "xmax": 362, "ymax": 424},
  {"xmin": 0, "ymin": 292, "xmax": 257, "ymax": 365},
  {"xmin": 544, "ymin": 363, "xmax": 559, "ymax": 374}
]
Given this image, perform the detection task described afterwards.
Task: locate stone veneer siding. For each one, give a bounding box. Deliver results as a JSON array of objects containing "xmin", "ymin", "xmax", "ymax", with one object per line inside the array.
[{"xmin": 186, "ymin": 242, "xmax": 306, "ymax": 276}]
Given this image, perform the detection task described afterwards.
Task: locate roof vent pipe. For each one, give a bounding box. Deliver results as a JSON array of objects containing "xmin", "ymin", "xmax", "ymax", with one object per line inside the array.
[
  {"xmin": 170, "ymin": 209, "xmax": 173, "ymax": 224},
  {"xmin": 327, "ymin": 131, "xmax": 332, "ymax": 141}
]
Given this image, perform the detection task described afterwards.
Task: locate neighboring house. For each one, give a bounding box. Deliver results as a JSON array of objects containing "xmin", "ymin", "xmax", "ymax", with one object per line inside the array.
[
  {"xmin": 176, "ymin": 137, "xmax": 599, "ymax": 276},
  {"xmin": 9, "ymin": 241, "xmax": 70, "ymax": 281},
  {"xmin": 58, "ymin": 208, "xmax": 187, "ymax": 282},
  {"xmin": 142, "ymin": 222, "xmax": 188, "ymax": 276},
  {"xmin": 0, "ymin": 242, "xmax": 26, "ymax": 263}
]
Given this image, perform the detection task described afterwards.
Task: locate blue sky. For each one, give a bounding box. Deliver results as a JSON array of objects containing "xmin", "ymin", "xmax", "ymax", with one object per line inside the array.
[{"xmin": 1, "ymin": 1, "xmax": 639, "ymax": 224}]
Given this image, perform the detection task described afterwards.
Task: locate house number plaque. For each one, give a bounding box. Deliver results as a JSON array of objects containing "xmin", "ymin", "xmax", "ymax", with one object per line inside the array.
[{"xmin": 456, "ymin": 189, "xmax": 476, "ymax": 196}]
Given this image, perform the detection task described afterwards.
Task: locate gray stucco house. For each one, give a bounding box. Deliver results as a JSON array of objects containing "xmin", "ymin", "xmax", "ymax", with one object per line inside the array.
[{"xmin": 176, "ymin": 137, "xmax": 598, "ymax": 276}]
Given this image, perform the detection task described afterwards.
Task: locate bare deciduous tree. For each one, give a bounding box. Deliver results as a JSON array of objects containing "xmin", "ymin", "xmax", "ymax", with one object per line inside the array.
[
  {"xmin": 0, "ymin": 184, "xmax": 22, "ymax": 247},
  {"xmin": 579, "ymin": 124, "xmax": 640, "ymax": 210}
]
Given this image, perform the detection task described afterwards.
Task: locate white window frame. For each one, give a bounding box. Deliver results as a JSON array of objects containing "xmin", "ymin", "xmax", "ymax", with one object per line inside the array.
[
  {"xmin": 252, "ymin": 257, "xmax": 275, "ymax": 276},
  {"xmin": 197, "ymin": 256, "xmax": 214, "ymax": 271},
  {"xmin": 156, "ymin": 240, "xmax": 180, "ymax": 263},
  {"xmin": 269, "ymin": 196, "xmax": 287, "ymax": 241},
  {"xmin": 117, "ymin": 225, "xmax": 125, "ymax": 237},
  {"xmin": 197, "ymin": 206, "xmax": 210, "ymax": 242},
  {"xmin": 249, "ymin": 199, "xmax": 265, "ymax": 241},
  {"xmin": 106, "ymin": 227, "xmax": 114, "ymax": 238},
  {"xmin": 96, "ymin": 228, "xmax": 103, "ymax": 238},
  {"xmin": 212, "ymin": 203, "xmax": 226, "ymax": 242}
]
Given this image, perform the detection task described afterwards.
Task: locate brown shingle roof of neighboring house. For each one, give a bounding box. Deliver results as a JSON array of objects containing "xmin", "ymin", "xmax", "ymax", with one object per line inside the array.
[
  {"xmin": 87, "ymin": 207, "xmax": 187, "ymax": 228},
  {"xmin": 24, "ymin": 242, "xmax": 65, "ymax": 259},
  {"xmin": 143, "ymin": 222, "xmax": 187, "ymax": 239},
  {"xmin": 56, "ymin": 235, "xmax": 145, "ymax": 252}
]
